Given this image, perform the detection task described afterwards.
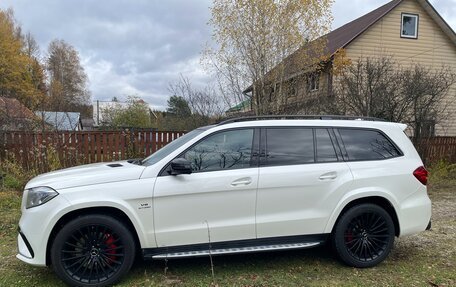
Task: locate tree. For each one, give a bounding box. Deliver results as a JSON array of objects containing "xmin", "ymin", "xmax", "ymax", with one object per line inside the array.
[
  {"xmin": 101, "ymin": 96, "xmax": 152, "ymax": 129},
  {"xmin": 168, "ymin": 75, "xmax": 225, "ymax": 118},
  {"xmin": 165, "ymin": 75, "xmax": 226, "ymax": 130},
  {"xmin": 46, "ymin": 39, "xmax": 91, "ymax": 114},
  {"xmin": 0, "ymin": 8, "xmax": 45, "ymax": 109},
  {"xmin": 332, "ymin": 56, "xmax": 456, "ymax": 139},
  {"xmin": 166, "ymin": 95, "xmax": 191, "ymax": 118},
  {"xmin": 203, "ymin": 0, "xmax": 333, "ymax": 115},
  {"xmin": 401, "ymin": 65, "xmax": 456, "ymax": 140}
]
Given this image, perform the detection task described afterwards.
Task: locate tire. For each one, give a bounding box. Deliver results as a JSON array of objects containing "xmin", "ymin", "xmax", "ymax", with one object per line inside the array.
[
  {"xmin": 332, "ymin": 203, "xmax": 395, "ymax": 268},
  {"xmin": 51, "ymin": 214, "xmax": 136, "ymax": 286}
]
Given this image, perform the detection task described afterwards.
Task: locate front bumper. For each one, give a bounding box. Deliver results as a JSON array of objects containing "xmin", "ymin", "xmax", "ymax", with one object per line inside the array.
[
  {"xmin": 17, "ymin": 229, "xmax": 34, "ymax": 259},
  {"xmin": 16, "ymin": 194, "xmax": 72, "ymax": 267}
]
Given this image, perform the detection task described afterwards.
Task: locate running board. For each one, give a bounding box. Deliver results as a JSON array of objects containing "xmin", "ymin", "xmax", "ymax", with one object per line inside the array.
[{"xmin": 151, "ymin": 242, "xmax": 321, "ymax": 259}]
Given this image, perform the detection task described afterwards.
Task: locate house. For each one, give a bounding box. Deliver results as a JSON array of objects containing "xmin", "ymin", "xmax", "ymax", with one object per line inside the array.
[
  {"xmin": 36, "ymin": 111, "xmax": 82, "ymax": 131},
  {"xmin": 80, "ymin": 118, "xmax": 95, "ymax": 131},
  {"xmin": 92, "ymin": 99, "xmax": 157, "ymax": 127},
  {"xmin": 92, "ymin": 100, "xmax": 130, "ymax": 127},
  {"xmin": 245, "ymin": 0, "xmax": 456, "ymax": 136},
  {"xmin": 225, "ymin": 99, "xmax": 254, "ymax": 117},
  {"xmin": 0, "ymin": 97, "xmax": 37, "ymax": 131}
]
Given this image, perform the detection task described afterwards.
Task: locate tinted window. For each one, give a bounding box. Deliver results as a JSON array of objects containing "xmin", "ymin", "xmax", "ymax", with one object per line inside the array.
[
  {"xmin": 183, "ymin": 129, "xmax": 254, "ymax": 172},
  {"xmin": 339, "ymin": 129, "xmax": 401, "ymax": 161},
  {"xmin": 142, "ymin": 128, "xmax": 206, "ymax": 166},
  {"xmin": 316, "ymin": 129, "xmax": 338, "ymax": 162},
  {"xmin": 266, "ymin": 128, "xmax": 314, "ymax": 166}
]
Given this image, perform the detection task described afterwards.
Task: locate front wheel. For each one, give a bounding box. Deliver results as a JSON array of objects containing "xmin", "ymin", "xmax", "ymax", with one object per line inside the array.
[
  {"xmin": 51, "ymin": 214, "xmax": 136, "ymax": 286},
  {"xmin": 332, "ymin": 204, "xmax": 395, "ymax": 268}
]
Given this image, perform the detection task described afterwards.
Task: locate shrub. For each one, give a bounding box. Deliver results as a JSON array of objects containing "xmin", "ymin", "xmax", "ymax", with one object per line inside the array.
[{"xmin": 428, "ymin": 160, "xmax": 456, "ymax": 185}]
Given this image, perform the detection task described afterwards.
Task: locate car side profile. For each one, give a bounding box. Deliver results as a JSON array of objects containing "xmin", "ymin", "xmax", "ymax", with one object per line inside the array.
[{"xmin": 17, "ymin": 116, "xmax": 432, "ymax": 286}]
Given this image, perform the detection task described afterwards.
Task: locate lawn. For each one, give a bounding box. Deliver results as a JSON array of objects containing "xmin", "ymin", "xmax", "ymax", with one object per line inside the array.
[{"xmin": 0, "ymin": 181, "xmax": 454, "ymax": 287}]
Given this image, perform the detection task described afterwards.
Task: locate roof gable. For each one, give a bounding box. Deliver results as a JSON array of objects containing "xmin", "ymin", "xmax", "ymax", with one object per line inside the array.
[
  {"xmin": 326, "ymin": 0, "xmax": 402, "ymax": 55},
  {"xmin": 327, "ymin": 0, "xmax": 456, "ymax": 55}
]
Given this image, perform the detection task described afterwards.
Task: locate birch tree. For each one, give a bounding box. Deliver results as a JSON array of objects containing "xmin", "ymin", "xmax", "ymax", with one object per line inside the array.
[
  {"xmin": 204, "ymin": 0, "xmax": 333, "ymax": 114},
  {"xmin": 46, "ymin": 39, "xmax": 91, "ymax": 113}
]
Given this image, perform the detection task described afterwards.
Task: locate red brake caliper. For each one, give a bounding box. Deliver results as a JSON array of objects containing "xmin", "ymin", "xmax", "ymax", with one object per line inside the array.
[
  {"xmin": 345, "ymin": 231, "xmax": 353, "ymax": 244},
  {"xmin": 104, "ymin": 234, "xmax": 117, "ymax": 263}
]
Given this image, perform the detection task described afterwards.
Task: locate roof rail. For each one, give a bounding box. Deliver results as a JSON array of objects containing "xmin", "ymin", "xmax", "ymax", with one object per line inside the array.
[{"xmin": 217, "ymin": 115, "xmax": 386, "ymax": 125}]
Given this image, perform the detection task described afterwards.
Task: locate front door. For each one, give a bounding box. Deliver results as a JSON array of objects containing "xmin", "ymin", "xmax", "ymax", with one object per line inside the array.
[{"xmin": 153, "ymin": 128, "xmax": 259, "ymax": 247}]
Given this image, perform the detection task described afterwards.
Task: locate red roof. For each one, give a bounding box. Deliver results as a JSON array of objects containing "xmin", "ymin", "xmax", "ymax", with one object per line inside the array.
[{"xmin": 0, "ymin": 97, "xmax": 36, "ymax": 119}]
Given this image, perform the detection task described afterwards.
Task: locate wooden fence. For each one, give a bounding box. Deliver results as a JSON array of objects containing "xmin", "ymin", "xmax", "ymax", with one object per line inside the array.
[
  {"xmin": 0, "ymin": 130, "xmax": 185, "ymax": 172},
  {"xmin": 414, "ymin": 136, "xmax": 456, "ymax": 165},
  {"xmin": 0, "ymin": 130, "xmax": 455, "ymax": 172}
]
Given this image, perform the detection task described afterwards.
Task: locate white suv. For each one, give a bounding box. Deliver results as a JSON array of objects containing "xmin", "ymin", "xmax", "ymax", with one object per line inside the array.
[{"xmin": 17, "ymin": 116, "xmax": 432, "ymax": 286}]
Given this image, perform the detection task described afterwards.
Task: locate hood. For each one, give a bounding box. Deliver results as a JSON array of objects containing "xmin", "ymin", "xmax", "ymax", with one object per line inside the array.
[{"xmin": 25, "ymin": 161, "xmax": 146, "ymax": 190}]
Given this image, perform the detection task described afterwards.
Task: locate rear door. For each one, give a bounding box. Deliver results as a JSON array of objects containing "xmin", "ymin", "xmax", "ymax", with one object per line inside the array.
[{"xmin": 256, "ymin": 127, "xmax": 353, "ymax": 238}]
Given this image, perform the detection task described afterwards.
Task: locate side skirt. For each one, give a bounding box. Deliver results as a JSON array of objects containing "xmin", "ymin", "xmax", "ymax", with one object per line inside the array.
[{"xmin": 143, "ymin": 234, "xmax": 328, "ymax": 260}]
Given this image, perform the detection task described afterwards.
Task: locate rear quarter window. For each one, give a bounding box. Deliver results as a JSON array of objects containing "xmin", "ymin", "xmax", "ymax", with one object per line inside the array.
[{"xmin": 338, "ymin": 129, "xmax": 401, "ymax": 161}]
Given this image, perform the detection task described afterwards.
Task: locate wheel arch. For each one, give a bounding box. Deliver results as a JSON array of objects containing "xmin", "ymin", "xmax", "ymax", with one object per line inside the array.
[
  {"xmin": 45, "ymin": 206, "xmax": 141, "ymax": 266},
  {"xmin": 327, "ymin": 196, "xmax": 400, "ymax": 237}
]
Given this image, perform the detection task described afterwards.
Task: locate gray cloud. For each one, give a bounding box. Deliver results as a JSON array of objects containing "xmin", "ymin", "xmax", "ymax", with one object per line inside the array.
[{"xmin": 1, "ymin": 0, "xmax": 454, "ymax": 110}]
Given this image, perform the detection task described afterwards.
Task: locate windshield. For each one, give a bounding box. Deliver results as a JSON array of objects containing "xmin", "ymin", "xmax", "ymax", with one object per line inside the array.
[{"xmin": 141, "ymin": 128, "xmax": 208, "ymax": 166}]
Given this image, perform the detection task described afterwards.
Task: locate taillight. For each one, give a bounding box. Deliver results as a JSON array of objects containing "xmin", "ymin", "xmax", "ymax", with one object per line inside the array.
[{"xmin": 413, "ymin": 166, "xmax": 428, "ymax": 185}]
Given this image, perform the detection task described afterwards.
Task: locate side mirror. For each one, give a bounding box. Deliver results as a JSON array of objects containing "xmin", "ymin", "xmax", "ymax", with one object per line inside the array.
[{"xmin": 170, "ymin": 158, "xmax": 192, "ymax": 175}]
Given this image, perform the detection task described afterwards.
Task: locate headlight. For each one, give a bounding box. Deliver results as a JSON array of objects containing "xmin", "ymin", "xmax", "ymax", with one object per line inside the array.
[{"xmin": 25, "ymin": 186, "xmax": 59, "ymax": 209}]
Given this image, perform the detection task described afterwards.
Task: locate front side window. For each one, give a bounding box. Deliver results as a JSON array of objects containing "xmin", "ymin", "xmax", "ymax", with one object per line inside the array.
[
  {"xmin": 266, "ymin": 128, "xmax": 314, "ymax": 166},
  {"xmin": 183, "ymin": 129, "xmax": 254, "ymax": 172},
  {"xmin": 141, "ymin": 128, "xmax": 206, "ymax": 166},
  {"xmin": 401, "ymin": 13, "xmax": 418, "ymax": 39},
  {"xmin": 339, "ymin": 129, "xmax": 401, "ymax": 161}
]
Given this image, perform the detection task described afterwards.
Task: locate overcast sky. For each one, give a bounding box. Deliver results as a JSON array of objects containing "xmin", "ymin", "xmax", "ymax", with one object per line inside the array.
[{"xmin": 1, "ymin": 0, "xmax": 454, "ymax": 110}]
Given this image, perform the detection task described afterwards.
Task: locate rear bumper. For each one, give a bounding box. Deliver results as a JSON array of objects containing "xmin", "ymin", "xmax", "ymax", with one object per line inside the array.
[{"xmin": 398, "ymin": 187, "xmax": 432, "ymax": 236}]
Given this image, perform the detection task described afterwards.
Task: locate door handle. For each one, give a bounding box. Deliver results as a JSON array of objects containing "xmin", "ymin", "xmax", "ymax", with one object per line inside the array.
[
  {"xmin": 231, "ymin": 177, "xmax": 252, "ymax": 186},
  {"xmin": 319, "ymin": 172, "xmax": 337, "ymax": 180}
]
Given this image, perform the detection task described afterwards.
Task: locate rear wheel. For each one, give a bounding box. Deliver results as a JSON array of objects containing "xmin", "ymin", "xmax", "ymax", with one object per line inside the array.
[
  {"xmin": 51, "ymin": 215, "xmax": 135, "ymax": 286},
  {"xmin": 332, "ymin": 204, "xmax": 395, "ymax": 267}
]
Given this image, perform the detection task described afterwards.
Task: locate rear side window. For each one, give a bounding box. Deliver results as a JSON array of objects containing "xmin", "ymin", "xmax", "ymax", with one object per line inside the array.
[
  {"xmin": 338, "ymin": 129, "xmax": 401, "ymax": 161},
  {"xmin": 266, "ymin": 128, "xmax": 314, "ymax": 165},
  {"xmin": 315, "ymin": 129, "xmax": 338, "ymax": 162}
]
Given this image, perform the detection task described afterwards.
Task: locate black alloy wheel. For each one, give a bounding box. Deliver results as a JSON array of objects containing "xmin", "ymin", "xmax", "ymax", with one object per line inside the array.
[
  {"xmin": 332, "ymin": 203, "xmax": 395, "ymax": 268},
  {"xmin": 51, "ymin": 215, "xmax": 135, "ymax": 286}
]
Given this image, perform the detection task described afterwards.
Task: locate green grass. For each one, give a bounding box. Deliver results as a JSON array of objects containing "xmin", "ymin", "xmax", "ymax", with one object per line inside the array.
[{"xmin": 0, "ymin": 181, "xmax": 455, "ymax": 287}]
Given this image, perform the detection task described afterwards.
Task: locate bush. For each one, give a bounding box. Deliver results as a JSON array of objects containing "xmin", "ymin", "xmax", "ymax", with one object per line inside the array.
[
  {"xmin": 2, "ymin": 174, "xmax": 23, "ymax": 190},
  {"xmin": 0, "ymin": 156, "xmax": 36, "ymax": 191},
  {"xmin": 428, "ymin": 160, "xmax": 456, "ymax": 185}
]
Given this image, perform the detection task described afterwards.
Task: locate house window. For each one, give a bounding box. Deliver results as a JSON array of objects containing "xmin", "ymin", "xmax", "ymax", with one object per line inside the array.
[
  {"xmin": 401, "ymin": 13, "xmax": 419, "ymax": 39},
  {"xmin": 287, "ymin": 79, "xmax": 297, "ymax": 97},
  {"xmin": 307, "ymin": 73, "xmax": 320, "ymax": 92},
  {"xmin": 419, "ymin": 120, "xmax": 435, "ymax": 138}
]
